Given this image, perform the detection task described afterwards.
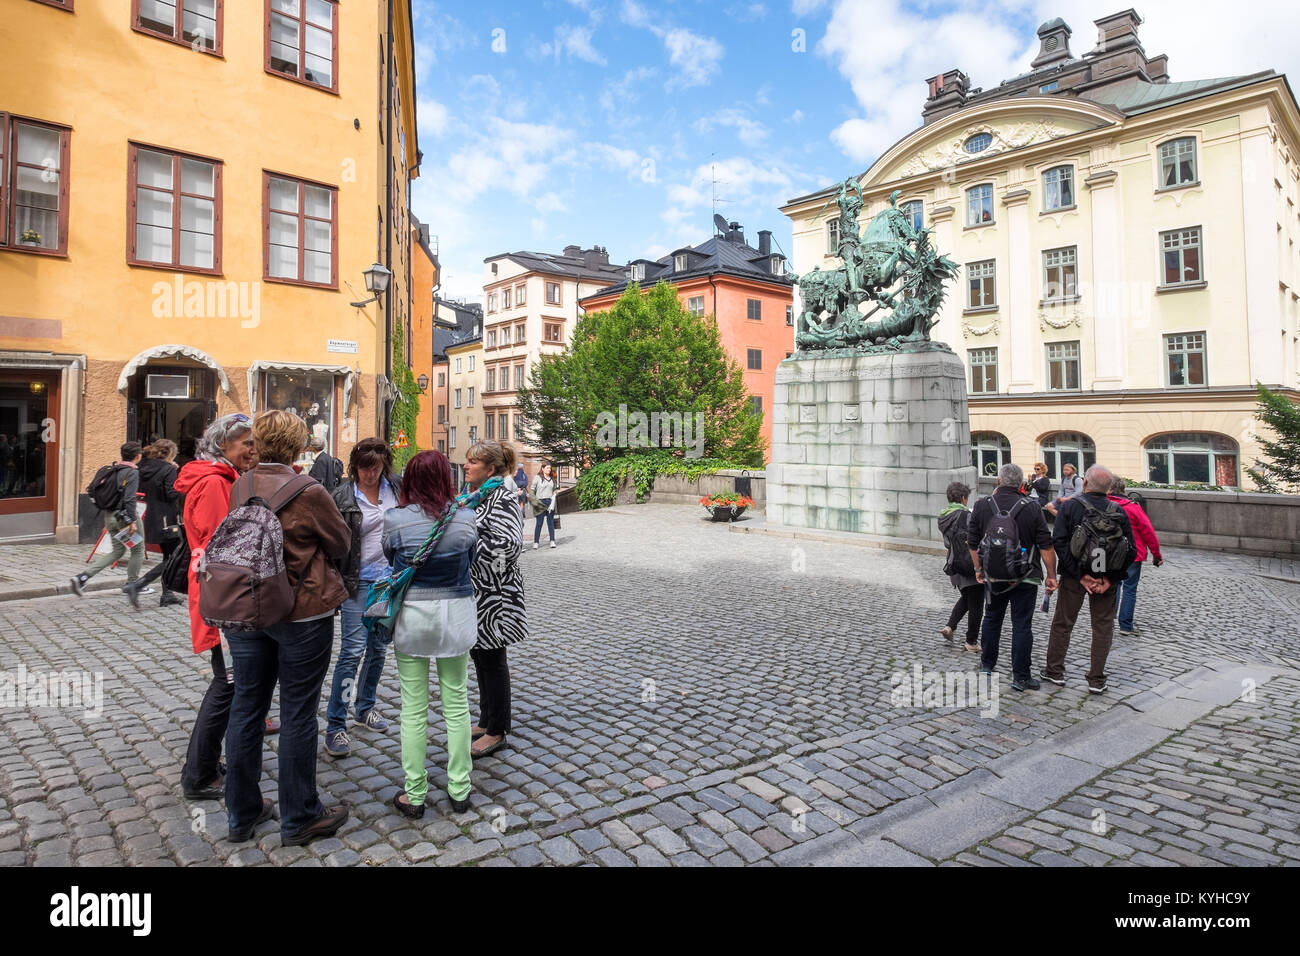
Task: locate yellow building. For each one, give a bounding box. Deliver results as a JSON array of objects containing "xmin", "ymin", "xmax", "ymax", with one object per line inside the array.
[
  {"xmin": 445, "ymin": 334, "xmax": 484, "ymax": 488},
  {"xmin": 0, "ymin": 0, "xmax": 420, "ymax": 542},
  {"xmin": 409, "ymin": 215, "xmax": 439, "ymax": 453},
  {"xmin": 782, "ymin": 11, "xmax": 1300, "ymax": 490}
]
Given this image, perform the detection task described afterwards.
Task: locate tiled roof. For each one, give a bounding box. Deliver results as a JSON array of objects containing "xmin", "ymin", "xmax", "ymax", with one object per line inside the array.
[
  {"xmin": 490, "ymin": 250, "xmax": 626, "ymax": 283},
  {"xmin": 583, "ymin": 234, "xmax": 794, "ymax": 301}
]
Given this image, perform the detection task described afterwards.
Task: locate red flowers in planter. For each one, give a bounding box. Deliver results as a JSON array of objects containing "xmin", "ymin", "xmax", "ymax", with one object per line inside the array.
[{"xmin": 699, "ymin": 493, "xmax": 754, "ymax": 508}]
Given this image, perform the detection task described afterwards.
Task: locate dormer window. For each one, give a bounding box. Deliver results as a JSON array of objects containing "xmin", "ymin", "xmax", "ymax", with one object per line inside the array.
[
  {"xmin": 674, "ymin": 253, "xmax": 688, "ymax": 272},
  {"xmin": 629, "ymin": 262, "xmax": 645, "ymax": 281},
  {"xmin": 770, "ymin": 255, "xmax": 784, "ymax": 275}
]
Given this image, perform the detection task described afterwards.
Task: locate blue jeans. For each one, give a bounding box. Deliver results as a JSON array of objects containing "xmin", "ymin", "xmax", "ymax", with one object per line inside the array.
[
  {"xmin": 534, "ymin": 499, "xmax": 554, "ymax": 543},
  {"xmin": 225, "ymin": 617, "xmax": 334, "ymax": 836},
  {"xmin": 325, "ymin": 589, "xmax": 389, "ymax": 734},
  {"xmin": 1118, "ymin": 560, "xmax": 1142, "ymax": 631},
  {"xmin": 980, "ymin": 581, "xmax": 1039, "ymax": 681}
]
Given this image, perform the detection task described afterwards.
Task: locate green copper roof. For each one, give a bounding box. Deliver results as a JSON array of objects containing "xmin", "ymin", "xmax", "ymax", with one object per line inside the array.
[{"xmin": 1082, "ymin": 71, "xmax": 1276, "ymax": 114}]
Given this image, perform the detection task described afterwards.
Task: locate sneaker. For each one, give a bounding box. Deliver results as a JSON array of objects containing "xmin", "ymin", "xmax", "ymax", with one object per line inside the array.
[
  {"xmin": 358, "ymin": 710, "xmax": 389, "ymax": 732},
  {"xmin": 70, "ymin": 574, "xmax": 88, "ymax": 597},
  {"xmin": 1011, "ymin": 676, "xmax": 1041, "ymax": 692},
  {"xmin": 449, "ymin": 793, "xmax": 471, "ymax": 814},
  {"xmin": 1088, "ymin": 682, "xmax": 1108, "ymax": 694},
  {"xmin": 136, "ymin": 586, "xmax": 155, "ymax": 596},
  {"xmin": 324, "ymin": 730, "xmax": 350, "ymax": 758},
  {"xmin": 532, "ymin": 542, "xmax": 539, "ymax": 550},
  {"xmin": 940, "ymin": 626, "xmax": 954, "ymax": 642},
  {"xmin": 1039, "ymin": 670, "xmax": 1066, "ymax": 686},
  {"xmin": 1118, "ymin": 628, "xmax": 1138, "ymax": 637},
  {"xmin": 550, "ymin": 541, "xmax": 556, "ymax": 549},
  {"xmin": 281, "ymin": 805, "xmax": 349, "ymax": 847},
  {"xmin": 227, "ymin": 798, "xmax": 276, "ymax": 843},
  {"xmin": 962, "ymin": 642, "xmax": 980, "ymax": 653},
  {"xmin": 980, "ymin": 667, "xmax": 994, "ymax": 676}
]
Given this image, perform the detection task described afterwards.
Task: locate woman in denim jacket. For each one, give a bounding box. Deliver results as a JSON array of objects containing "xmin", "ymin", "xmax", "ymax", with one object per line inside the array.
[{"xmin": 382, "ymin": 451, "xmax": 479, "ymax": 817}]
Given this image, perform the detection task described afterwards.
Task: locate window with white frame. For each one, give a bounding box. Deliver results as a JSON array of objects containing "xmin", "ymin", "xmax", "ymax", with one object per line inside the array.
[
  {"xmin": 468, "ymin": 425, "xmax": 477, "ymax": 443},
  {"xmin": 1042, "ymin": 165, "xmax": 1074, "ymax": 210},
  {"xmin": 1160, "ymin": 227, "xmax": 1202, "ymax": 285},
  {"xmin": 454, "ymin": 357, "xmax": 461, "ymax": 373},
  {"xmin": 688, "ymin": 296, "xmax": 705, "ymax": 317},
  {"xmin": 1039, "ymin": 432, "xmax": 1096, "ymax": 481},
  {"xmin": 770, "ymin": 255, "xmax": 784, "ymax": 275},
  {"xmin": 449, "ymin": 426, "xmax": 456, "ymax": 448},
  {"xmin": 674, "ymin": 253, "xmax": 688, "ymax": 272},
  {"xmin": 900, "ymin": 200, "xmax": 923, "ymax": 231},
  {"xmin": 485, "ymin": 415, "xmax": 494, "ymax": 440},
  {"xmin": 487, "ymin": 292, "xmax": 497, "ymax": 313},
  {"xmin": 1165, "ymin": 332, "xmax": 1207, "ymax": 386},
  {"xmin": 969, "ymin": 348, "xmax": 997, "ymax": 393},
  {"xmin": 971, "ymin": 432, "xmax": 1011, "ymax": 476},
  {"xmin": 967, "ymin": 259, "xmax": 996, "ymax": 308},
  {"xmin": 486, "ymin": 367, "xmax": 495, "ymax": 392},
  {"xmin": 516, "ymin": 284, "xmax": 525, "ymax": 305},
  {"xmin": 1159, "ymin": 137, "xmax": 1197, "ymax": 189},
  {"xmin": 966, "ymin": 184, "xmax": 993, "ymax": 226},
  {"xmin": 546, "ymin": 281, "xmax": 560, "ymax": 305},
  {"xmin": 468, "ymin": 386, "xmax": 474, "ymax": 407},
  {"xmin": 487, "ymin": 330, "xmax": 496, "ymax": 348},
  {"xmin": 514, "ymin": 365, "xmax": 524, "ymax": 390},
  {"xmin": 1045, "ymin": 341, "xmax": 1081, "ymax": 390},
  {"xmin": 502, "ymin": 287, "xmax": 510, "ymax": 309},
  {"xmin": 468, "ymin": 355, "xmax": 475, "ymax": 372},
  {"xmin": 453, "ymin": 388, "xmax": 461, "ymax": 408},
  {"xmin": 515, "ymin": 324, "xmax": 525, "ymax": 344},
  {"xmin": 544, "ymin": 323, "xmax": 562, "ymax": 343},
  {"xmin": 826, "ymin": 218, "xmax": 840, "ymax": 254},
  {"xmin": 1042, "ymin": 246, "xmax": 1077, "ymax": 300},
  {"xmin": 1145, "ymin": 433, "xmax": 1237, "ymax": 486},
  {"xmin": 785, "ymin": 305, "xmax": 793, "ymax": 326},
  {"xmin": 629, "ymin": 262, "xmax": 645, "ymax": 281}
]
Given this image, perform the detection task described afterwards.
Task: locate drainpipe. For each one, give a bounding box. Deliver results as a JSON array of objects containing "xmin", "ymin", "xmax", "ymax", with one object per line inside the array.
[{"xmin": 383, "ymin": 0, "xmax": 395, "ymax": 438}]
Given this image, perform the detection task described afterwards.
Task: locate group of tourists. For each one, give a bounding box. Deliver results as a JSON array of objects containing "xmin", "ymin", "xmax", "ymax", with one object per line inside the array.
[
  {"xmin": 939, "ymin": 462, "xmax": 1162, "ymax": 694},
  {"xmin": 71, "ymin": 411, "xmax": 529, "ymax": 845}
]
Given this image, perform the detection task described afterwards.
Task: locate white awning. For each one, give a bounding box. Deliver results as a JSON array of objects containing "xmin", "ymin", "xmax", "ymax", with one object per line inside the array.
[
  {"xmin": 248, "ymin": 361, "xmax": 356, "ymax": 414},
  {"xmin": 117, "ymin": 344, "xmax": 232, "ymax": 394}
]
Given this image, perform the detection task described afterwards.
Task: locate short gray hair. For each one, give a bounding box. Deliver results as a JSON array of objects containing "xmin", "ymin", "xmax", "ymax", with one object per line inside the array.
[
  {"xmin": 309, "ymin": 435, "xmax": 325, "ymax": 453},
  {"xmin": 1083, "ymin": 463, "xmax": 1113, "ymax": 493},
  {"xmin": 1109, "ymin": 476, "xmax": 1127, "ymax": 495},
  {"xmin": 997, "ymin": 463, "xmax": 1024, "ymax": 488},
  {"xmin": 197, "ymin": 413, "xmax": 252, "ymax": 462}
]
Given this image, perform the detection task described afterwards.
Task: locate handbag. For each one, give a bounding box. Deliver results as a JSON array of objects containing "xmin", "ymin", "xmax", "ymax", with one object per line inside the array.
[{"xmin": 161, "ymin": 523, "xmax": 191, "ymax": 595}]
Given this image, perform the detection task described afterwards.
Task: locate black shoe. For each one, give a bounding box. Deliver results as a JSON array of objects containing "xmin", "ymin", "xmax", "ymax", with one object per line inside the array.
[
  {"xmin": 70, "ymin": 574, "xmax": 88, "ymax": 597},
  {"xmin": 282, "ymin": 805, "xmax": 349, "ymax": 847},
  {"xmin": 122, "ymin": 581, "xmax": 141, "ymax": 610},
  {"xmin": 183, "ymin": 774, "xmax": 225, "ymax": 801},
  {"xmin": 159, "ymin": 589, "xmax": 184, "ymax": 607},
  {"xmin": 449, "ymin": 794, "xmax": 471, "ymax": 814},
  {"xmin": 227, "ymin": 798, "xmax": 276, "ymax": 843},
  {"xmin": 1011, "ymin": 676, "xmax": 1042, "ymax": 692},
  {"xmin": 393, "ymin": 792, "xmax": 425, "ymax": 819}
]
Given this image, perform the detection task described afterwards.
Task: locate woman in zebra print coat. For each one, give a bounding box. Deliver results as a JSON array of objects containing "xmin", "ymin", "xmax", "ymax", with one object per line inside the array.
[{"xmin": 463, "ymin": 440, "xmax": 528, "ymax": 758}]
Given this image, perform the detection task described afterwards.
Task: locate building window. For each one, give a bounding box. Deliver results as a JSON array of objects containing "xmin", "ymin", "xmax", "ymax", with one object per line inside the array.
[
  {"xmin": 1160, "ymin": 227, "xmax": 1202, "ymax": 286},
  {"xmin": 498, "ymin": 412, "xmax": 508, "ymax": 439},
  {"xmin": 133, "ymin": 0, "xmax": 221, "ymax": 52},
  {"xmin": 514, "ymin": 365, "xmax": 524, "ymax": 390},
  {"xmin": 674, "ymin": 253, "xmax": 688, "ymax": 272},
  {"xmin": 971, "ymin": 432, "xmax": 1011, "ymax": 476},
  {"xmin": 785, "ymin": 305, "xmax": 793, "ymax": 326},
  {"xmin": 468, "ymin": 425, "xmax": 477, "ymax": 444},
  {"xmin": 516, "ymin": 283, "xmax": 526, "ymax": 305},
  {"xmin": 545, "ymin": 323, "xmax": 562, "ymax": 343},
  {"xmin": 747, "ymin": 298, "xmax": 761, "ymax": 321},
  {"xmin": 1039, "ymin": 81, "xmax": 1059, "ymax": 93},
  {"xmin": 487, "ymin": 330, "xmax": 496, "ymax": 348},
  {"xmin": 900, "ymin": 200, "xmax": 923, "ymax": 231},
  {"xmin": 515, "ymin": 324, "xmax": 525, "ymax": 344},
  {"xmin": 966, "ymin": 259, "xmax": 996, "ymax": 309},
  {"xmin": 437, "ymin": 372, "xmax": 445, "ymax": 387},
  {"xmin": 1040, "ymin": 432, "xmax": 1096, "ymax": 481},
  {"xmin": 964, "ymin": 132, "xmax": 992, "ymax": 154},
  {"xmin": 453, "ymin": 388, "xmax": 462, "ymax": 409},
  {"xmin": 966, "ymin": 184, "xmax": 994, "ymax": 226},
  {"xmin": 546, "ymin": 281, "xmax": 561, "ymax": 305},
  {"xmin": 487, "ymin": 292, "xmax": 497, "ymax": 313},
  {"xmin": 513, "ymin": 414, "xmax": 523, "ymax": 439},
  {"xmin": 454, "ymin": 357, "xmax": 462, "ymax": 374},
  {"xmin": 747, "ymin": 349, "xmax": 762, "ymax": 370},
  {"xmin": 629, "ymin": 262, "xmax": 645, "ymax": 281},
  {"xmin": 468, "ymin": 386, "xmax": 474, "ymax": 407},
  {"xmin": 1145, "ymin": 433, "xmax": 1238, "ymax": 486},
  {"xmin": 1159, "ymin": 137, "xmax": 1197, "ymax": 189},
  {"xmin": 1042, "ymin": 165, "xmax": 1074, "ymax": 211},
  {"xmin": 750, "ymin": 396, "xmax": 763, "ymax": 415},
  {"xmin": 968, "ymin": 348, "xmax": 997, "ymax": 393},
  {"xmin": 449, "ymin": 426, "xmax": 456, "ymax": 448},
  {"xmin": 770, "ymin": 255, "xmax": 785, "ymax": 275},
  {"xmin": 0, "ymin": 115, "xmax": 71, "ymax": 255},
  {"xmin": 259, "ymin": 370, "xmax": 336, "ymax": 453},
  {"xmin": 1045, "ymin": 341, "xmax": 1081, "ymax": 390},
  {"xmin": 264, "ymin": 172, "xmax": 336, "ymax": 287},
  {"xmin": 437, "ymin": 439, "xmax": 445, "ymax": 454},
  {"xmin": 468, "ymin": 355, "xmax": 475, "ymax": 372},
  {"xmin": 1165, "ymin": 332, "xmax": 1207, "ymax": 386},
  {"xmin": 126, "ymin": 145, "xmax": 221, "ymax": 272},
  {"xmin": 485, "ymin": 415, "xmax": 494, "ymax": 439},
  {"xmin": 502, "ymin": 288, "xmax": 511, "ymax": 309},
  {"xmin": 437, "ymin": 404, "xmax": 445, "ymax": 423},
  {"xmin": 267, "ymin": 0, "xmax": 337, "ymax": 92},
  {"xmin": 687, "ymin": 296, "xmax": 705, "ymax": 317},
  {"xmin": 1042, "ymin": 246, "xmax": 1077, "ymax": 300},
  {"xmin": 826, "ymin": 218, "xmax": 840, "ymax": 254},
  {"xmin": 486, "ymin": 367, "xmax": 495, "ymax": 392}
]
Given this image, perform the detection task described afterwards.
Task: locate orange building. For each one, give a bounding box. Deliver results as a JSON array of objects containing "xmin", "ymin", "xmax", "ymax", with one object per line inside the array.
[{"xmin": 580, "ymin": 222, "xmax": 796, "ymax": 454}]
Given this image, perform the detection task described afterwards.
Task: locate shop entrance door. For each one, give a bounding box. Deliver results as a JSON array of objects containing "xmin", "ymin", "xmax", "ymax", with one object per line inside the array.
[
  {"xmin": 128, "ymin": 365, "xmax": 217, "ymax": 466},
  {"xmin": 0, "ymin": 372, "xmax": 60, "ymax": 540}
]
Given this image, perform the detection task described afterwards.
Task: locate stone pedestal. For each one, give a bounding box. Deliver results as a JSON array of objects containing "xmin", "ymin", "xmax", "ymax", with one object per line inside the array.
[{"xmin": 765, "ymin": 350, "xmax": 977, "ymax": 541}]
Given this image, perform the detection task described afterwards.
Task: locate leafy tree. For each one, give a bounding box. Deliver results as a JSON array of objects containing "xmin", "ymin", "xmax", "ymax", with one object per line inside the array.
[
  {"xmin": 388, "ymin": 320, "xmax": 421, "ymax": 472},
  {"xmin": 1246, "ymin": 382, "xmax": 1300, "ymax": 493},
  {"xmin": 516, "ymin": 282, "xmax": 765, "ymax": 468}
]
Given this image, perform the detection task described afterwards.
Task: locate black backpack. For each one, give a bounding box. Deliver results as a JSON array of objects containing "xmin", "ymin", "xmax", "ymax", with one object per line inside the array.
[
  {"xmin": 942, "ymin": 510, "xmax": 976, "ymax": 578},
  {"xmin": 978, "ymin": 498, "xmax": 1034, "ymax": 585},
  {"xmin": 88, "ymin": 464, "xmax": 128, "ymax": 512},
  {"xmin": 1069, "ymin": 497, "xmax": 1133, "ymax": 575},
  {"xmin": 160, "ymin": 523, "xmax": 191, "ymax": 595}
]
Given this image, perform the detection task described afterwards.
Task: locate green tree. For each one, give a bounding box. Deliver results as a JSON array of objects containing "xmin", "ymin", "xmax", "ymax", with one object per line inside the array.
[
  {"xmin": 1246, "ymin": 382, "xmax": 1300, "ymax": 493},
  {"xmin": 388, "ymin": 320, "xmax": 421, "ymax": 472},
  {"xmin": 516, "ymin": 282, "xmax": 766, "ymax": 467}
]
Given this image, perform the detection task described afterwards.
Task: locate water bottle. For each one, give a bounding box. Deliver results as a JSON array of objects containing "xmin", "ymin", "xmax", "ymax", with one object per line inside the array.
[{"xmin": 1040, "ymin": 590, "xmax": 1051, "ymax": 613}]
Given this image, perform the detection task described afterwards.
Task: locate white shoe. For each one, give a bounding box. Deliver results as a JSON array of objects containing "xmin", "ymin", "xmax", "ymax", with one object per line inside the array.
[
  {"xmin": 533, "ymin": 543, "xmax": 539, "ymax": 550},
  {"xmin": 550, "ymin": 541, "xmax": 556, "ymax": 549}
]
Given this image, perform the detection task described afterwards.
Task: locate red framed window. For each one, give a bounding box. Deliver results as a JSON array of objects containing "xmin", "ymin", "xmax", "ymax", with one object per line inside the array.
[
  {"xmin": 263, "ymin": 171, "xmax": 337, "ymax": 288},
  {"xmin": 266, "ymin": 0, "xmax": 338, "ymax": 92},
  {"xmin": 0, "ymin": 113, "xmax": 71, "ymax": 256},
  {"xmin": 31, "ymin": 0, "xmax": 75, "ymax": 10},
  {"xmin": 133, "ymin": 0, "xmax": 223, "ymax": 54},
  {"xmin": 128, "ymin": 144, "xmax": 222, "ymax": 273}
]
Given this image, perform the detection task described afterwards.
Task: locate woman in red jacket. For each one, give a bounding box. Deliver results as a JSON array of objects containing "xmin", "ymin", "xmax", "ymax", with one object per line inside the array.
[{"xmin": 174, "ymin": 413, "xmax": 257, "ymax": 801}]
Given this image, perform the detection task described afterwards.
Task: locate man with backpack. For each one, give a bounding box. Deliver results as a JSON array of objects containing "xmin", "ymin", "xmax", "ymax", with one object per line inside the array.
[
  {"xmin": 71, "ymin": 442, "xmax": 146, "ymax": 596},
  {"xmin": 938, "ymin": 481, "xmax": 982, "ymax": 653},
  {"xmin": 968, "ymin": 463, "xmax": 1057, "ymax": 692},
  {"xmin": 1041, "ymin": 464, "xmax": 1136, "ymax": 694}
]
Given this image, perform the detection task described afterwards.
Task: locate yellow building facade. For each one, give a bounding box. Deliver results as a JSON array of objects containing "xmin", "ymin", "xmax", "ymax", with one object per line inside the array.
[
  {"xmin": 445, "ymin": 335, "xmax": 484, "ymax": 488},
  {"xmin": 782, "ymin": 12, "xmax": 1300, "ymax": 490},
  {"xmin": 0, "ymin": 0, "xmax": 420, "ymax": 542}
]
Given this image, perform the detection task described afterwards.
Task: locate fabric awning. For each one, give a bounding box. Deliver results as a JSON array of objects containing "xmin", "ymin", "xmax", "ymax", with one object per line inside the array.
[
  {"xmin": 117, "ymin": 344, "xmax": 232, "ymax": 394},
  {"xmin": 248, "ymin": 361, "xmax": 356, "ymax": 414}
]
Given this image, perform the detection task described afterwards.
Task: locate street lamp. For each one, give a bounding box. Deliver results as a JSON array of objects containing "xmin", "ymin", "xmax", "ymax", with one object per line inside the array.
[
  {"xmin": 416, "ymin": 373, "xmax": 429, "ymax": 393},
  {"xmin": 349, "ymin": 262, "xmax": 393, "ymax": 307}
]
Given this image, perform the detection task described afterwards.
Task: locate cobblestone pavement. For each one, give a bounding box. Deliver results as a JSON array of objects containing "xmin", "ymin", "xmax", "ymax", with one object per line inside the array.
[{"xmin": 1, "ymin": 503, "xmax": 1297, "ymax": 867}]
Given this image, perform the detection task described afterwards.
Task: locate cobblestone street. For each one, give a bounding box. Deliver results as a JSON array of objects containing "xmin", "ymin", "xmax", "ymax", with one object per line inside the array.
[{"xmin": 1, "ymin": 504, "xmax": 1298, "ymax": 867}]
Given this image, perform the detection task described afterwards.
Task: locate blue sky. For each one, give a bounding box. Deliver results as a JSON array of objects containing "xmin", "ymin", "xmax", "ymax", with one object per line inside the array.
[{"xmin": 410, "ymin": 0, "xmax": 1300, "ymax": 302}]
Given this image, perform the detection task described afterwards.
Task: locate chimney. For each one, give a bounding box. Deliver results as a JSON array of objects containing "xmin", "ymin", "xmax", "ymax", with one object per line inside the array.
[
  {"xmin": 1146, "ymin": 53, "xmax": 1169, "ymax": 83},
  {"xmin": 1030, "ymin": 18, "xmax": 1072, "ymax": 69},
  {"xmin": 725, "ymin": 221, "xmax": 744, "ymax": 244},
  {"xmin": 922, "ymin": 69, "xmax": 970, "ymax": 125},
  {"xmin": 562, "ymin": 244, "xmax": 581, "ymax": 257},
  {"xmin": 582, "ymin": 246, "xmax": 609, "ymax": 267},
  {"xmin": 757, "ymin": 230, "xmax": 772, "ymax": 256},
  {"xmin": 1092, "ymin": 9, "xmax": 1144, "ymax": 55}
]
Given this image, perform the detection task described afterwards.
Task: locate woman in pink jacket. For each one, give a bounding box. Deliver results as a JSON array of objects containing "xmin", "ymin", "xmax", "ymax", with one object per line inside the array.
[{"xmin": 1108, "ymin": 478, "xmax": 1163, "ymax": 638}]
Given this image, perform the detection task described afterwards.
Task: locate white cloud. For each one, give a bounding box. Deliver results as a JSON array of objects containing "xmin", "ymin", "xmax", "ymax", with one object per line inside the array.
[
  {"xmin": 693, "ymin": 109, "xmax": 770, "ymax": 148},
  {"xmin": 620, "ymin": 0, "xmax": 724, "ymax": 91},
  {"xmin": 599, "ymin": 66, "xmax": 658, "ymax": 119},
  {"xmin": 539, "ymin": 24, "xmax": 608, "ymax": 65},
  {"xmin": 788, "ymin": 109, "xmax": 804, "ymax": 124},
  {"xmin": 418, "ymin": 98, "xmax": 449, "ymax": 136},
  {"xmin": 791, "ymin": 0, "xmax": 828, "ymax": 14}
]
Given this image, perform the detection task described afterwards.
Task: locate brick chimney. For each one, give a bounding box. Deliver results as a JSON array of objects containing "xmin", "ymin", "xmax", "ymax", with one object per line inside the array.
[
  {"xmin": 1092, "ymin": 9, "xmax": 1144, "ymax": 55},
  {"xmin": 922, "ymin": 69, "xmax": 970, "ymax": 125}
]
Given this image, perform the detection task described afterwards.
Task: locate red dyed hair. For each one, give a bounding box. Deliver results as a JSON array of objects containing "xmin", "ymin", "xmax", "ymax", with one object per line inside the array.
[{"xmin": 400, "ymin": 450, "xmax": 455, "ymax": 516}]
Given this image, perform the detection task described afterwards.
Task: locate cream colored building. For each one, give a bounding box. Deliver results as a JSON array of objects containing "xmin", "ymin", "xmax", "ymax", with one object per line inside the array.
[
  {"xmin": 445, "ymin": 335, "xmax": 483, "ymax": 488},
  {"xmin": 782, "ymin": 11, "xmax": 1300, "ymax": 489},
  {"xmin": 481, "ymin": 245, "xmax": 623, "ymax": 481}
]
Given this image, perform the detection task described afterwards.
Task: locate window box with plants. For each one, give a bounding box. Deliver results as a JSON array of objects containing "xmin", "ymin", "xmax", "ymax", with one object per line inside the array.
[
  {"xmin": 700, "ymin": 492, "xmax": 754, "ymax": 522},
  {"xmin": 19, "ymin": 229, "xmax": 43, "ymax": 247}
]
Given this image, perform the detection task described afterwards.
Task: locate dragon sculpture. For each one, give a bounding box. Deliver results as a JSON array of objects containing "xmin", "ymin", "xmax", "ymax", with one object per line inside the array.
[{"xmin": 796, "ymin": 181, "xmax": 961, "ymax": 353}]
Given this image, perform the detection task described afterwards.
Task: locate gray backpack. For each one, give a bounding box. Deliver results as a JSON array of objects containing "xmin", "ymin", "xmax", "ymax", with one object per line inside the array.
[{"xmin": 197, "ymin": 472, "xmax": 315, "ymax": 631}]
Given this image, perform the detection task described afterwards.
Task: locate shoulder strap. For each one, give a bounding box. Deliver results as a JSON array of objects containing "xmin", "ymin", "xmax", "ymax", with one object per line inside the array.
[{"xmin": 267, "ymin": 474, "xmax": 316, "ymax": 514}]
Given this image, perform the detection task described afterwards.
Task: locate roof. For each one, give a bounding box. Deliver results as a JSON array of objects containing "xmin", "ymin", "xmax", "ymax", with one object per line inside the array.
[
  {"xmin": 487, "ymin": 249, "xmax": 626, "ymax": 284},
  {"xmin": 433, "ymin": 297, "xmax": 482, "ymax": 360},
  {"xmin": 581, "ymin": 233, "xmax": 795, "ymax": 302}
]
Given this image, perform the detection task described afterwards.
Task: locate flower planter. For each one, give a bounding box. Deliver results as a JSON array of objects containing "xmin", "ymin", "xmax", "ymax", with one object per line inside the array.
[{"xmin": 704, "ymin": 504, "xmax": 747, "ymax": 522}]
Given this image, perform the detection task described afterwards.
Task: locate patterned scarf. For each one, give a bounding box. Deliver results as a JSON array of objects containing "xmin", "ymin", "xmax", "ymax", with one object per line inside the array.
[{"xmin": 409, "ymin": 475, "xmax": 505, "ymax": 564}]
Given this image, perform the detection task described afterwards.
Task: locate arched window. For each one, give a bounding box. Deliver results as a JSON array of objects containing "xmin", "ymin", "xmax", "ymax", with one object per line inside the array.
[
  {"xmin": 1144, "ymin": 433, "xmax": 1238, "ymax": 486},
  {"xmin": 1039, "ymin": 432, "xmax": 1096, "ymax": 481},
  {"xmin": 971, "ymin": 432, "xmax": 1012, "ymax": 477},
  {"xmin": 1042, "ymin": 165, "xmax": 1074, "ymax": 210},
  {"xmin": 899, "ymin": 199, "xmax": 923, "ymax": 231},
  {"xmin": 966, "ymin": 184, "xmax": 994, "ymax": 226}
]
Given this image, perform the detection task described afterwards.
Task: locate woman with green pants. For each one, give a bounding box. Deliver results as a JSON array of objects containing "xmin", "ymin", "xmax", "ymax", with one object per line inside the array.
[{"xmin": 381, "ymin": 451, "xmax": 480, "ymax": 817}]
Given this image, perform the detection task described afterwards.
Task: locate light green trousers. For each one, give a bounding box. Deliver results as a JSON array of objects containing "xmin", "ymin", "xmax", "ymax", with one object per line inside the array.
[
  {"xmin": 395, "ymin": 650, "xmax": 471, "ymax": 805},
  {"xmin": 84, "ymin": 513, "xmax": 144, "ymax": 582}
]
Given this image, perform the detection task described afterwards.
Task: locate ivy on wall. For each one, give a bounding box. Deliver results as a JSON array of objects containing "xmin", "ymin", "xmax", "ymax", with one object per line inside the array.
[{"xmin": 389, "ymin": 319, "xmax": 421, "ymax": 473}]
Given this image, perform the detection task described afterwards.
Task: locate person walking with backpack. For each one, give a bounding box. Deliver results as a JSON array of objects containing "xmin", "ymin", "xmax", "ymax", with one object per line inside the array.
[
  {"xmin": 174, "ymin": 414, "xmax": 257, "ymax": 802},
  {"xmin": 308, "ymin": 436, "xmax": 344, "ymax": 492},
  {"xmin": 71, "ymin": 441, "xmax": 147, "ymax": 595},
  {"xmin": 529, "ymin": 462, "xmax": 557, "ymax": 549},
  {"xmin": 383, "ymin": 451, "xmax": 479, "ymax": 818},
  {"xmin": 1108, "ymin": 477, "xmax": 1162, "ymax": 638},
  {"xmin": 463, "ymin": 440, "xmax": 528, "ymax": 760},
  {"xmin": 1041, "ymin": 464, "xmax": 1136, "ymax": 694},
  {"xmin": 324, "ymin": 437, "xmax": 402, "ymax": 758},
  {"xmin": 217, "ymin": 410, "xmax": 352, "ymax": 845},
  {"xmin": 968, "ymin": 463, "xmax": 1058, "ymax": 692},
  {"xmin": 122, "ymin": 440, "xmax": 185, "ymax": 609},
  {"xmin": 938, "ymin": 481, "xmax": 982, "ymax": 653}
]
